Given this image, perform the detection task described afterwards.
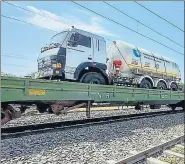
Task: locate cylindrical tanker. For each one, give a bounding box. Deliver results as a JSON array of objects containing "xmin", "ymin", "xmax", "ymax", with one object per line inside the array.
[{"xmin": 106, "ymin": 40, "xmax": 181, "ymax": 84}]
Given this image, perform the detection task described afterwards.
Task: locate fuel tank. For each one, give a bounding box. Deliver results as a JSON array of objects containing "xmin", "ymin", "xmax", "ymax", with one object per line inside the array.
[{"xmin": 106, "ymin": 40, "xmax": 180, "ymax": 80}]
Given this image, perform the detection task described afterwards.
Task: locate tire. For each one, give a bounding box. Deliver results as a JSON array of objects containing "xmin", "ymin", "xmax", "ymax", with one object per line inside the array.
[
  {"xmin": 36, "ymin": 103, "xmax": 48, "ymax": 113},
  {"xmin": 169, "ymin": 104, "xmax": 176, "ymax": 111},
  {"xmin": 80, "ymin": 72, "xmax": 106, "ymax": 85},
  {"xmin": 157, "ymin": 81, "xmax": 167, "ymax": 90},
  {"xmin": 1, "ymin": 113, "xmax": 5, "ymax": 120},
  {"xmin": 139, "ymin": 79, "xmax": 152, "ymax": 89},
  {"xmin": 150, "ymin": 104, "xmax": 161, "ymax": 109},
  {"xmin": 170, "ymin": 83, "xmax": 178, "ymax": 91},
  {"xmin": 135, "ymin": 104, "xmax": 143, "ymax": 110}
]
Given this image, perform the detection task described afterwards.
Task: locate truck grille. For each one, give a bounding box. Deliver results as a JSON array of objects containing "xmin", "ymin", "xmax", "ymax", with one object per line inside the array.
[{"xmin": 38, "ymin": 58, "xmax": 52, "ymax": 69}]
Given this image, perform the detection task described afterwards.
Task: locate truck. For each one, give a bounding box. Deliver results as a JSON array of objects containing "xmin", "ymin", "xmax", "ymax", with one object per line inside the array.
[{"xmin": 37, "ymin": 26, "xmax": 181, "ymax": 91}]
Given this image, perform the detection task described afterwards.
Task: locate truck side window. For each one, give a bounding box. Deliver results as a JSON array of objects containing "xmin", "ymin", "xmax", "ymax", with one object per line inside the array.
[
  {"xmin": 78, "ymin": 34, "xmax": 91, "ymax": 48},
  {"xmin": 68, "ymin": 33, "xmax": 79, "ymax": 47}
]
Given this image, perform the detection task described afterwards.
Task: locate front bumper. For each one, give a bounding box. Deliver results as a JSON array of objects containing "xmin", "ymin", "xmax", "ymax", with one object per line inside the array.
[{"xmin": 38, "ymin": 68, "xmax": 63, "ymax": 78}]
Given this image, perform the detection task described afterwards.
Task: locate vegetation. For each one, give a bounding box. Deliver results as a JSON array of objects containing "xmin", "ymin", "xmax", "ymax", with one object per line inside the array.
[
  {"xmin": 1, "ymin": 72, "xmax": 18, "ymax": 77},
  {"xmin": 25, "ymin": 72, "xmax": 37, "ymax": 79},
  {"xmin": 1, "ymin": 71, "xmax": 37, "ymax": 79},
  {"xmin": 180, "ymin": 82, "xmax": 184, "ymax": 87}
]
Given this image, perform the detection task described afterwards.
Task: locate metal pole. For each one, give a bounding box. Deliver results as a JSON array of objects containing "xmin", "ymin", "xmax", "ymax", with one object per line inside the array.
[{"xmin": 86, "ymin": 101, "xmax": 91, "ymax": 118}]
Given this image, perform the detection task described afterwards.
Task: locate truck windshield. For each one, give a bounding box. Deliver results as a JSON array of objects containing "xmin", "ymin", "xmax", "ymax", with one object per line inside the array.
[
  {"xmin": 38, "ymin": 31, "xmax": 69, "ymax": 60},
  {"xmin": 50, "ymin": 31, "xmax": 69, "ymax": 44}
]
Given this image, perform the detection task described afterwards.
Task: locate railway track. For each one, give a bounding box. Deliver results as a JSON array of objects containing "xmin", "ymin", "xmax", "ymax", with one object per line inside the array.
[
  {"xmin": 110, "ymin": 135, "xmax": 184, "ymax": 164},
  {"xmin": 1, "ymin": 110, "xmax": 183, "ymax": 140}
]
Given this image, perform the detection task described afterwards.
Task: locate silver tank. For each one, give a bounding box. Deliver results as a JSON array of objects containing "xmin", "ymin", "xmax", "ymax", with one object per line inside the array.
[{"xmin": 106, "ymin": 40, "xmax": 181, "ymax": 79}]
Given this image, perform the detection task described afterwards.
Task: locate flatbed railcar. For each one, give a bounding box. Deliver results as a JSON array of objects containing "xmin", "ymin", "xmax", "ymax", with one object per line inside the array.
[{"xmin": 1, "ymin": 76, "xmax": 184, "ymax": 125}]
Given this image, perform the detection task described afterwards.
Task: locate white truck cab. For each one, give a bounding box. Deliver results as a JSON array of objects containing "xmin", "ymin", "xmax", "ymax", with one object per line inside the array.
[{"xmin": 37, "ymin": 27, "xmax": 109, "ymax": 84}]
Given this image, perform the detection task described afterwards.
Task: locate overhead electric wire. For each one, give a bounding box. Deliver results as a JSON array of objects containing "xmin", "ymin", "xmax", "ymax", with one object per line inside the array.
[
  {"xmin": 2, "ymin": 54, "xmax": 36, "ymax": 61},
  {"xmin": 103, "ymin": 1, "xmax": 184, "ymax": 48},
  {"xmin": 2, "ymin": 62, "xmax": 27, "ymax": 67},
  {"xmin": 134, "ymin": 1, "xmax": 184, "ymax": 32},
  {"xmin": 2, "ymin": 2, "xmax": 114, "ymax": 45},
  {"xmin": 2, "ymin": 1, "xmax": 183, "ymax": 55},
  {"xmin": 3, "ymin": 53, "xmax": 29, "ymax": 59},
  {"xmin": 3, "ymin": 1, "xmax": 114, "ymax": 44},
  {"xmin": 3, "ymin": 1, "xmax": 72, "ymax": 27},
  {"xmin": 1, "ymin": 15, "xmax": 57, "ymax": 33},
  {"xmin": 71, "ymin": 1, "xmax": 183, "ymax": 56}
]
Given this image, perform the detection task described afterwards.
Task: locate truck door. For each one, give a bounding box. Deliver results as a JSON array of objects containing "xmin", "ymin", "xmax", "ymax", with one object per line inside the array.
[
  {"xmin": 66, "ymin": 32, "xmax": 93, "ymax": 79},
  {"xmin": 93, "ymin": 38, "xmax": 106, "ymax": 64}
]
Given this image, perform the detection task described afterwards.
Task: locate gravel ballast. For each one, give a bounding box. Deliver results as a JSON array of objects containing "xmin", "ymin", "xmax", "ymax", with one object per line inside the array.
[
  {"xmin": 2, "ymin": 106, "xmax": 175, "ymax": 128},
  {"xmin": 1, "ymin": 112, "xmax": 184, "ymax": 164}
]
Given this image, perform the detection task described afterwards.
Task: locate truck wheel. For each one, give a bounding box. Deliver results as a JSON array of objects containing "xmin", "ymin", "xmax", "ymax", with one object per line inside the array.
[
  {"xmin": 150, "ymin": 104, "xmax": 161, "ymax": 109},
  {"xmin": 135, "ymin": 104, "xmax": 143, "ymax": 110},
  {"xmin": 36, "ymin": 103, "xmax": 48, "ymax": 113},
  {"xmin": 169, "ymin": 104, "xmax": 176, "ymax": 111},
  {"xmin": 139, "ymin": 79, "xmax": 152, "ymax": 89},
  {"xmin": 157, "ymin": 81, "xmax": 167, "ymax": 90},
  {"xmin": 170, "ymin": 83, "xmax": 178, "ymax": 91},
  {"xmin": 80, "ymin": 72, "xmax": 106, "ymax": 85}
]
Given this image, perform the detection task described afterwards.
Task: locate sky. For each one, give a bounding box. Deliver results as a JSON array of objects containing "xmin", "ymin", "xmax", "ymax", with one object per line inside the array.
[{"xmin": 1, "ymin": 1, "xmax": 184, "ymax": 81}]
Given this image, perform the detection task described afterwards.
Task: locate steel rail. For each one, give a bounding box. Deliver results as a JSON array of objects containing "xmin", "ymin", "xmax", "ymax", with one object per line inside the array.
[
  {"xmin": 1, "ymin": 110, "xmax": 183, "ymax": 140},
  {"xmin": 112, "ymin": 135, "xmax": 184, "ymax": 164}
]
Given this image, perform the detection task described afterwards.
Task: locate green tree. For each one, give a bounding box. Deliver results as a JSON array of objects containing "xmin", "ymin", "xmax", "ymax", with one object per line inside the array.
[
  {"xmin": 180, "ymin": 82, "xmax": 184, "ymax": 86},
  {"xmin": 1, "ymin": 72, "xmax": 17, "ymax": 77},
  {"xmin": 25, "ymin": 71, "xmax": 38, "ymax": 79}
]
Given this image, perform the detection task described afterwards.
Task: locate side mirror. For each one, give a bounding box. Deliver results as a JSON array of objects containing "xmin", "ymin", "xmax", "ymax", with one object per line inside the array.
[
  {"xmin": 67, "ymin": 40, "xmax": 72, "ymax": 46},
  {"xmin": 67, "ymin": 39, "xmax": 78, "ymax": 47},
  {"xmin": 67, "ymin": 33, "xmax": 80, "ymax": 47},
  {"xmin": 72, "ymin": 42, "xmax": 78, "ymax": 47},
  {"xmin": 67, "ymin": 40, "xmax": 77, "ymax": 47}
]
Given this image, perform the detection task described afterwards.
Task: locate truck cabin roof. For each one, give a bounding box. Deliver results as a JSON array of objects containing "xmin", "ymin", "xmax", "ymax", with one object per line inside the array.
[
  {"xmin": 55, "ymin": 28, "xmax": 105, "ymax": 42},
  {"xmin": 71, "ymin": 28, "xmax": 106, "ymax": 41}
]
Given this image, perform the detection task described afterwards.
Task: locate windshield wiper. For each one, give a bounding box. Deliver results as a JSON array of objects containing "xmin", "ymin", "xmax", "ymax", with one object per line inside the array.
[
  {"xmin": 41, "ymin": 43, "xmax": 61, "ymax": 53},
  {"xmin": 49, "ymin": 43, "xmax": 61, "ymax": 48}
]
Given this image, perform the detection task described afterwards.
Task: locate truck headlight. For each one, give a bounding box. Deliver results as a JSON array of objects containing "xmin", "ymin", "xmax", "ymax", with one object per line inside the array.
[
  {"xmin": 56, "ymin": 63, "xmax": 62, "ymax": 68},
  {"xmin": 52, "ymin": 64, "xmax": 57, "ymax": 68}
]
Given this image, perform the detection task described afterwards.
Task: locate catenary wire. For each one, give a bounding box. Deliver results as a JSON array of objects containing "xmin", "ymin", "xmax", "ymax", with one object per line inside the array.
[
  {"xmin": 103, "ymin": 1, "xmax": 184, "ymax": 48},
  {"xmin": 2, "ymin": 1, "xmax": 72, "ymax": 27},
  {"xmin": 1, "ymin": 15, "xmax": 57, "ymax": 33},
  {"xmin": 4, "ymin": 1, "xmax": 182, "ymax": 49},
  {"xmin": 2, "ymin": 1, "xmax": 114, "ymax": 44},
  {"xmin": 2, "ymin": 54, "xmax": 37, "ymax": 62},
  {"xmin": 2, "ymin": 2, "xmax": 184, "ymax": 56},
  {"xmin": 134, "ymin": 1, "xmax": 184, "ymax": 32},
  {"xmin": 71, "ymin": 1, "xmax": 184, "ymax": 56}
]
